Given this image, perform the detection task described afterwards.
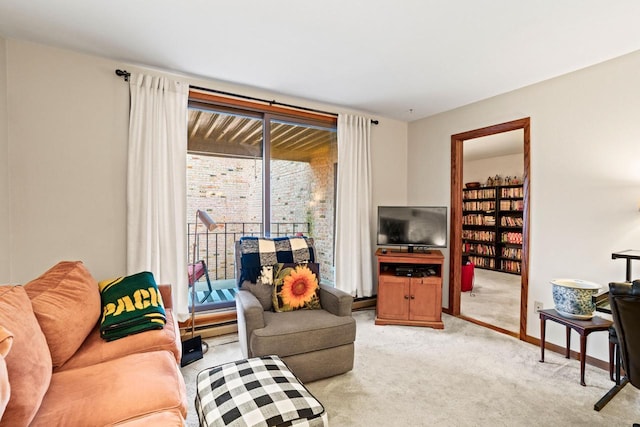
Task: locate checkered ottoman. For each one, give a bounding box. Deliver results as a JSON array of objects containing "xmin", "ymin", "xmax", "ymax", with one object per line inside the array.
[{"xmin": 196, "ymin": 355, "xmax": 328, "ymax": 427}]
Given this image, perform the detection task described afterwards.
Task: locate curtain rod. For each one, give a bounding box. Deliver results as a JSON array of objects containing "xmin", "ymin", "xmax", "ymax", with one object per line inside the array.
[
  {"xmin": 190, "ymin": 84, "xmax": 379, "ymax": 125},
  {"xmin": 114, "ymin": 69, "xmax": 379, "ymax": 125}
]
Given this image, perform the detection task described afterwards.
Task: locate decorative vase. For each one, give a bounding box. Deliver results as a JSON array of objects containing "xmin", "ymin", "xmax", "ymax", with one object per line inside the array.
[{"xmin": 550, "ymin": 279, "xmax": 601, "ymax": 319}]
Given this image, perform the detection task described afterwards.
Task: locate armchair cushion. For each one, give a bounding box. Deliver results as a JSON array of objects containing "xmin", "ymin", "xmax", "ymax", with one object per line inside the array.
[
  {"xmin": 272, "ymin": 262, "xmax": 321, "ymax": 312},
  {"xmin": 251, "ymin": 309, "xmax": 356, "ymax": 358},
  {"xmin": 240, "ymin": 278, "xmax": 274, "ymax": 311}
]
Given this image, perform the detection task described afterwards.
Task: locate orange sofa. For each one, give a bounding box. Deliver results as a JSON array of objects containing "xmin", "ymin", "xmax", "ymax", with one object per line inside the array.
[{"xmin": 0, "ymin": 261, "xmax": 187, "ymax": 426}]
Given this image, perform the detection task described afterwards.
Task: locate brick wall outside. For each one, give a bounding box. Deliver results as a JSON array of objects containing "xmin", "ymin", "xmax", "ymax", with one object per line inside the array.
[{"xmin": 187, "ymin": 151, "xmax": 336, "ymax": 285}]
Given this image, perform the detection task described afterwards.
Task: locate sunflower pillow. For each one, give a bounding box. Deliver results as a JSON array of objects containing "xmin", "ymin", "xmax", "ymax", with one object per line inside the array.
[{"xmin": 272, "ymin": 262, "xmax": 321, "ymax": 312}]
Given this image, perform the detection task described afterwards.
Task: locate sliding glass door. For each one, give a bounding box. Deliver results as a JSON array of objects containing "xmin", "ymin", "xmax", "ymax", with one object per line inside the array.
[
  {"xmin": 187, "ymin": 100, "xmax": 337, "ymax": 311},
  {"xmin": 269, "ymin": 117, "xmax": 337, "ymax": 284}
]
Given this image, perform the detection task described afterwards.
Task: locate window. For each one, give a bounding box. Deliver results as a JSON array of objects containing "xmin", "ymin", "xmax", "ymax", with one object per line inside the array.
[{"xmin": 187, "ymin": 92, "xmax": 337, "ymax": 311}]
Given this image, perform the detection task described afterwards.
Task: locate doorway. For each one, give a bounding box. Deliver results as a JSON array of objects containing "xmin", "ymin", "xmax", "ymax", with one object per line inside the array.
[
  {"xmin": 460, "ymin": 129, "xmax": 523, "ymax": 334},
  {"xmin": 449, "ymin": 118, "xmax": 530, "ymax": 340}
]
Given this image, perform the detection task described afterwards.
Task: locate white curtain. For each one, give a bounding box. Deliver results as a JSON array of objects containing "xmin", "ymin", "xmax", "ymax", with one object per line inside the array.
[
  {"xmin": 127, "ymin": 73, "xmax": 190, "ymax": 321},
  {"xmin": 335, "ymin": 114, "xmax": 373, "ymax": 297}
]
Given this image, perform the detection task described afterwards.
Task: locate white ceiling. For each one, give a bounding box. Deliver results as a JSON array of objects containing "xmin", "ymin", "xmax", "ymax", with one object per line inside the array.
[{"xmin": 1, "ymin": 1, "xmax": 640, "ymax": 121}]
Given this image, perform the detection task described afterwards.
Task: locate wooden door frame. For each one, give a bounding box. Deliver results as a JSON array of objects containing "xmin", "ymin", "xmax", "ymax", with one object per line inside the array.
[{"xmin": 448, "ymin": 117, "xmax": 531, "ymax": 340}]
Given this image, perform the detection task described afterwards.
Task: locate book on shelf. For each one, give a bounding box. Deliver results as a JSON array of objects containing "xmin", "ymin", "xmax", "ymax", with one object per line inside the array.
[
  {"xmin": 469, "ymin": 255, "xmax": 495, "ymax": 269},
  {"xmin": 501, "ymin": 260, "xmax": 521, "ymax": 273},
  {"xmin": 464, "ymin": 243, "xmax": 495, "ymax": 256},
  {"xmin": 462, "ymin": 230, "xmax": 495, "ymax": 242},
  {"xmin": 463, "ymin": 214, "xmax": 495, "ymax": 226},
  {"xmin": 463, "ymin": 200, "xmax": 496, "ymax": 211},
  {"xmin": 499, "ymin": 200, "xmax": 524, "ymax": 211},
  {"xmin": 501, "ymin": 231, "xmax": 522, "ymax": 244},
  {"xmin": 500, "ymin": 216, "xmax": 524, "ymax": 227},
  {"xmin": 501, "ymin": 247, "xmax": 522, "ymax": 260},
  {"xmin": 463, "ymin": 188, "xmax": 496, "ymax": 200},
  {"xmin": 501, "ymin": 187, "xmax": 523, "ymax": 198}
]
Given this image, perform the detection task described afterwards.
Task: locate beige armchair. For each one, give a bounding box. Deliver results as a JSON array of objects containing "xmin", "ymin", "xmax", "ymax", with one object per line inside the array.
[{"xmin": 234, "ymin": 240, "xmax": 356, "ymax": 383}]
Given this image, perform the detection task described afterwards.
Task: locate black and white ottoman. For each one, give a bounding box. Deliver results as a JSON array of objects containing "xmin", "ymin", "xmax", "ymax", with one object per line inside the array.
[{"xmin": 196, "ymin": 355, "xmax": 328, "ymax": 427}]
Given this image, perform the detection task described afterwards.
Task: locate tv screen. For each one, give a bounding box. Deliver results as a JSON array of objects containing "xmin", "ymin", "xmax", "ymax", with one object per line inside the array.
[{"xmin": 377, "ymin": 206, "xmax": 447, "ymax": 250}]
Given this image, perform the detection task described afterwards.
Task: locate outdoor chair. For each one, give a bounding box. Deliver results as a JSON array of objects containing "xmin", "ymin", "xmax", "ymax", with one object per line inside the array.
[{"xmin": 188, "ymin": 260, "xmax": 213, "ymax": 304}]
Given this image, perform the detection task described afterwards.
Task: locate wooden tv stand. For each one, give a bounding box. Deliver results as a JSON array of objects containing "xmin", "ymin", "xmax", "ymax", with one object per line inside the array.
[{"xmin": 375, "ymin": 248, "xmax": 444, "ymax": 329}]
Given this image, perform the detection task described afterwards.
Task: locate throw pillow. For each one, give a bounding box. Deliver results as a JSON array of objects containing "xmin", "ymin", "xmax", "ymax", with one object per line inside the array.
[
  {"xmin": 0, "ymin": 286, "xmax": 52, "ymax": 427},
  {"xmin": 24, "ymin": 260, "xmax": 101, "ymax": 368},
  {"xmin": 99, "ymin": 271, "xmax": 166, "ymax": 342},
  {"xmin": 272, "ymin": 262, "xmax": 321, "ymax": 312}
]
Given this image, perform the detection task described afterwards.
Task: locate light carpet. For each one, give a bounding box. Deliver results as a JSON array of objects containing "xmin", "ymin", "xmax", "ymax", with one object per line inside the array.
[
  {"xmin": 181, "ymin": 309, "xmax": 639, "ymax": 426},
  {"xmin": 460, "ymin": 268, "xmax": 520, "ymax": 333}
]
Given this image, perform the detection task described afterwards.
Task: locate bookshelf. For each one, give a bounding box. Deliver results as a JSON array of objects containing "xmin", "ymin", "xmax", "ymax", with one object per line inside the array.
[{"xmin": 462, "ymin": 184, "xmax": 523, "ymax": 275}]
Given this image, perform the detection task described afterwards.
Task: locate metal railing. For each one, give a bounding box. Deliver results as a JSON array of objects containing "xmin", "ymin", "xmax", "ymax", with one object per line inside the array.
[{"xmin": 187, "ymin": 221, "xmax": 311, "ymax": 281}]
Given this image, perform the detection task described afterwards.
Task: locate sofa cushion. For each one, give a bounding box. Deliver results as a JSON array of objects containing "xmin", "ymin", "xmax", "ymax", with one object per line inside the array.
[
  {"xmin": 0, "ymin": 286, "xmax": 52, "ymax": 427},
  {"xmin": 112, "ymin": 409, "xmax": 186, "ymax": 426},
  {"xmin": 272, "ymin": 262, "xmax": 321, "ymax": 312},
  {"xmin": 30, "ymin": 350, "xmax": 187, "ymax": 426},
  {"xmin": 24, "ymin": 261, "xmax": 101, "ymax": 368},
  {"xmin": 0, "ymin": 325, "xmax": 13, "ymax": 419},
  {"xmin": 56, "ymin": 308, "xmax": 181, "ymax": 372},
  {"xmin": 251, "ymin": 309, "xmax": 356, "ymax": 358}
]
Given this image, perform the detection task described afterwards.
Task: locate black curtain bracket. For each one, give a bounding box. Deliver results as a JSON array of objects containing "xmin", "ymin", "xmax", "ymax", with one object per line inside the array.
[{"xmin": 115, "ymin": 69, "xmax": 131, "ymax": 82}]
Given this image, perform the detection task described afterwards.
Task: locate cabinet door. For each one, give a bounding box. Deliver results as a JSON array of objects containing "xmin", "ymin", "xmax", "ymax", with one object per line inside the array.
[
  {"xmin": 409, "ymin": 277, "xmax": 441, "ymax": 322},
  {"xmin": 377, "ymin": 275, "xmax": 410, "ymax": 320}
]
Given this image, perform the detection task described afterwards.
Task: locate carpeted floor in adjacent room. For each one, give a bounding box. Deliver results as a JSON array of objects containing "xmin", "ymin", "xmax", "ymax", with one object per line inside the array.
[
  {"xmin": 181, "ymin": 310, "xmax": 640, "ymax": 426},
  {"xmin": 460, "ymin": 268, "xmax": 521, "ymax": 333}
]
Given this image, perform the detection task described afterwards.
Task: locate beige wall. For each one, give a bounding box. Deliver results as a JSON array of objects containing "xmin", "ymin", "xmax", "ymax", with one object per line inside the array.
[
  {"xmin": 463, "ymin": 153, "xmax": 524, "ymax": 185},
  {"xmin": 0, "ymin": 38, "xmax": 9, "ymax": 282},
  {"xmin": 370, "ymin": 118, "xmax": 408, "ymax": 290},
  {"xmin": 6, "ymin": 39, "xmax": 130, "ymax": 282},
  {"xmin": 408, "ymin": 49, "xmax": 640, "ymax": 361},
  {"xmin": 2, "ymin": 38, "xmax": 408, "ymax": 286}
]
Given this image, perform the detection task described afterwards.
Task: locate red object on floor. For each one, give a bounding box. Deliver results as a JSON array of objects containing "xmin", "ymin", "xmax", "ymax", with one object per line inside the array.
[{"xmin": 461, "ymin": 262, "xmax": 474, "ymax": 292}]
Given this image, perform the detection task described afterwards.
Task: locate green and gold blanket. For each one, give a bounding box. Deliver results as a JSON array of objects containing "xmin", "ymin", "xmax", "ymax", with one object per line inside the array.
[{"xmin": 99, "ymin": 271, "xmax": 166, "ymax": 342}]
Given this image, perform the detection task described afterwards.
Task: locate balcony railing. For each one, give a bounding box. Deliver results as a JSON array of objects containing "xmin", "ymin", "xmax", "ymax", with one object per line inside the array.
[
  {"xmin": 187, "ymin": 221, "xmax": 311, "ymax": 281},
  {"xmin": 187, "ymin": 221, "xmax": 310, "ymax": 311}
]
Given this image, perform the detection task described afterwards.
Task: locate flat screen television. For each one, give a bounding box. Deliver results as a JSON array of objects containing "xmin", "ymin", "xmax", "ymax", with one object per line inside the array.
[{"xmin": 377, "ymin": 206, "xmax": 447, "ymax": 252}]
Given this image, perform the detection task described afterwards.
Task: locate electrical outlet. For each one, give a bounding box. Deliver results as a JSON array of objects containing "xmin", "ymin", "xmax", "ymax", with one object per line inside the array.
[{"xmin": 534, "ymin": 301, "xmax": 543, "ymax": 312}]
